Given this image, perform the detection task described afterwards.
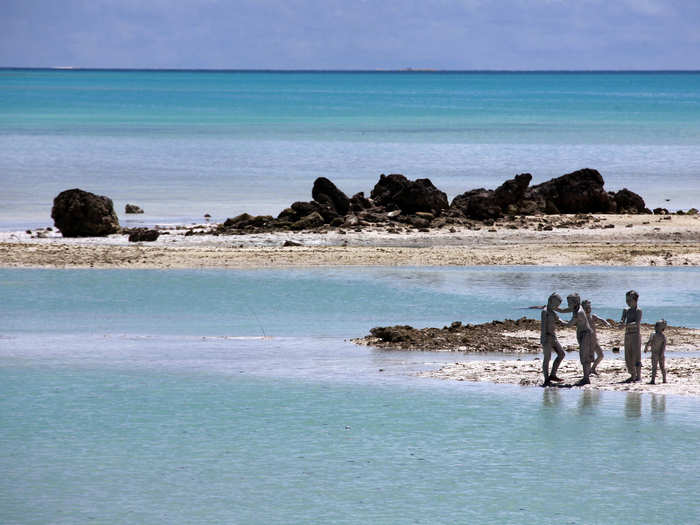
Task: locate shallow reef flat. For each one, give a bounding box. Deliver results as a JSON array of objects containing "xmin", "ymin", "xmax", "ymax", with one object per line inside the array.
[
  {"xmin": 422, "ymin": 357, "xmax": 700, "ymax": 397},
  {"xmin": 2, "ymin": 213, "xmax": 699, "ymax": 269}
]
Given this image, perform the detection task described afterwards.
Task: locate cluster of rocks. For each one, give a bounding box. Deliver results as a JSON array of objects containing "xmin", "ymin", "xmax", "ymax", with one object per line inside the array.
[
  {"xmin": 354, "ymin": 318, "xmax": 695, "ymax": 354},
  {"xmin": 50, "ymin": 169, "xmax": 685, "ymax": 238},
  {"xmin": 216, "ymin": 169, "xmax": 651, "ymax": 235},
  {"xmin": 450, "ymin": 169, "xmax": 649, "ymax": 220},
  {"xmin": 354, "ymin": 317, "xmax": 623, "ymax": 353},
  {"xmin": 51, "ymin": 189, "xmax": 159, "ymax": 241}
]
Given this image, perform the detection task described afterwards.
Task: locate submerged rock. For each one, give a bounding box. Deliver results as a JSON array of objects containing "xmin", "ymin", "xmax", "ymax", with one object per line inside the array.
[{"xmin": 125, "ymin": 203, "xmax": 144, "ymax": 214}]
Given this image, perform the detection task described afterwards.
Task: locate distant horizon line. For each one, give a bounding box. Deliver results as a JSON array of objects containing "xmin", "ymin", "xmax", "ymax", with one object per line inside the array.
[{"xmin": 1, "ymin": 67, "xmax": 700, "ymax": 74}]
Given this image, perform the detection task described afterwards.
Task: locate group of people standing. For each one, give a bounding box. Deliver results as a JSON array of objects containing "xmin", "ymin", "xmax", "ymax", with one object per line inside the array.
[{"xmin": 539, "ymin": 290, "xmax": 668, "ymax": 387}]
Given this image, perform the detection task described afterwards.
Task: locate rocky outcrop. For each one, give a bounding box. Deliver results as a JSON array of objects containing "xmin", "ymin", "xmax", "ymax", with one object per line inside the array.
[
  {"xmin": 312, "ymin": 177, "xmax": 350, "ymax": 216},
  {"xmin": 125, "ymin": 204, "xmax": 144, "ymax": 214},
  {"xmin": 51, "ymin": 188, "xmax": 120, "ymax": 237},
  {"xmin": 526, "ymin": 168, "xmax": 614, "ymax": 214},
  {"xmin": 450, "ymin": 173, "xmax": 533, "ymax": 220},
  {"xmin": 213, "ymin": 169, "xmax": 655, "ymax": 235},
  {"xmin": 371, "ymin": 174, "xmax": 448, "ymax": 216},
  {"xmin": 291, "ymin": 211, "xmax": 325, "ymax": 230},
  {"xmin": 127, "ymin": 228, "xmax": 159, "ymax": 242},
  {"xmin": 355, "ymin": 318, "xmax": 543, "ymax": 353},
  {"xmin": 612, "ymin": 188, "xmax": 649, "ymax": 214},
  {"xmin": 450, "ymin": 169, "xmax": 649, "ymax": 220}
]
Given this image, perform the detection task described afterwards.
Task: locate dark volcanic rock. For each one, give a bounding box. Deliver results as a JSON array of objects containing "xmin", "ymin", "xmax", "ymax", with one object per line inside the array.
[
  {"xmin": 359, "ymin": 318, "xmax": 542, "ymax": 353},
  {"xmin": 291, "ymin": 201, "xmax": 319, "ymax": 217},
  {"xmin": 312, "ymin": 177, "xmax": 350, "ymax": 215},
  {"xmin": 527, "ymin": 168, "xmax": 614, "ymax": 214},
  {"xmin": 51, "ymin": 188, "xmax": 120, "ymax": 237},
  {"xmin": 612, "ymin": 188, "xmax": 649, "ymax": 214},
  {"xmin": 393, "ymin": 178, "xmax": 448, "ymax": 216},
  {"xmin": 450, "ymin": 173, "xmax": 533, "ymax": 220},
  {"xmin": 370, "ymin": 174, "xmax": 409, "ymax": 209},
  {"xmin": 450, "ymin": 188, "xmax": 503, "ymax": 220},
  {"xmin": 222, "ymin": 213, "xmax": 274, "ymax": 229},
  {"xmin": 125, "ymin": 203, "xmax": 144, "ymax": 214},
  {"xmin": 494, "ymin": 173, "xmax": 532, "ymax": 208},
  {"xmin": 291, "ymin": 211, "xmax": 324, "ymax": 230},
  {"xmin": 128, "ymin": 228, "xmax": 160, "ymax": 242},
  {"xmin": 370, "ymin": 174, "xmax": 448, "ymax": 216},
  {"xmin": 349, "ymin": 192, "xmax": 372, "ymax": 212}
]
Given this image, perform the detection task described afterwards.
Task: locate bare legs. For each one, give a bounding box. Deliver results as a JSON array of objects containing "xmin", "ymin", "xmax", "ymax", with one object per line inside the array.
[
  {"xmin": 650, "ymin": 353, "xmax": 667, "ymax": 384},
  {"xmin": 542, "ymin": 337, "xmax": 565, "ymax": 386}
]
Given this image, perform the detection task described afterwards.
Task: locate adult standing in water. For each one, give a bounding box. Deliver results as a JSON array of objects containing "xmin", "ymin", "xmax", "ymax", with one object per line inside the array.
[
  {"xmin": 621, "ymin": 290, "xmax": 643, "ymax": 383},
  {"xmin": 540, "ymin": 293, "xmax": 566, "ymax": 387}
]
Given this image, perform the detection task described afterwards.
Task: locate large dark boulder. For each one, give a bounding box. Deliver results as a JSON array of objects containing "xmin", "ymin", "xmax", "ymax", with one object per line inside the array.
[
  {"xmin": 312, "ymin": 177, "xmax": 350, "ymax": 216},
  {"xmin": 526, "ymin": 168, "xmax": 614, "ymax": 214},
  {"xmin": 450, "ymin": 173, "xmax": 534, "ymax": 220},
  {"xmin": 494, "ymin": 173, "xmax": 532, "ymax": 209},
  {"xmin": 289, "ymin": 200, "xmax": 338, "ymax": 223},
  {"xmin": 450, "ymin": 188, "xmax": 502, "ymax": 220},
  {"xmin": 393, "ymin": 178, "xmax": 449, "ymax": 216},
  {"xmin": 611, "ymin": 188, "xmax": 649, "ymax": 214},
  {"xmin": 51, "ymin": 188, "xmax": 120, "ymax": 237},
  {"xmin": 370, "ymin": 174, "xmax": 410, "ymax": 209},
  {"xmin": 370, "ymin": 174, "xmax": 448, "ymax": 216}
]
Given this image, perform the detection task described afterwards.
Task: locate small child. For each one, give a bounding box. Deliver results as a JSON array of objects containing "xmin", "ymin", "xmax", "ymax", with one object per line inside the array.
[
  {"xmin": 644, "ymin": 319, "xmax": 667, "ymax": 384},
  {"xmin": 582, "ymin": 300, "xmax": 609, "ymax": 376}
]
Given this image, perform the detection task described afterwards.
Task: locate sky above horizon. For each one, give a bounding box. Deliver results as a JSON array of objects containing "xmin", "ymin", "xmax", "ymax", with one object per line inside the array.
[{"xmin": 1, "ymin": 0, "xmax": 699, "ymax": 70}]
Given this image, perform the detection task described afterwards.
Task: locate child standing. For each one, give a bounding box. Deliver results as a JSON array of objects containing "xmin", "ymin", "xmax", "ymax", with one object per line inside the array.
[
  {"xmin": 644, "ymin": 320, "xmax": 668, "ymax": 384},
  {"xmin": 582, "ymin": 299, "xmax": 609, "ymax": 376},
  {"xmin": 621, "ymin": 290, "xmax": 643, "ymax": 382}
]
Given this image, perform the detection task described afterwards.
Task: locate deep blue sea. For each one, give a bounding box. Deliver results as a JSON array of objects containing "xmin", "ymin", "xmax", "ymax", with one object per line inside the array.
[
  {"xmin": 2, "ymin": 267, "xmax": 700, "ymax": 524},
  {"xmin": 1, "ymin": 70, "xmax": 700, "ymax": 229}
]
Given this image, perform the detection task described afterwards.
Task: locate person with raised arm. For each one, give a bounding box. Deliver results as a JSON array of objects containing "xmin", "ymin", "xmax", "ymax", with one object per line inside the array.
[{"xmin": 541, "ymin": 293, "xmax": 566, "ymax": 387}]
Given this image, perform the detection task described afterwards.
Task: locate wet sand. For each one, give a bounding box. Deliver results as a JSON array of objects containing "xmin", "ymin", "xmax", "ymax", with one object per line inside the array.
[{"xmin": 421, "ymin": 356, "xmax": 700, "ymax": 397}]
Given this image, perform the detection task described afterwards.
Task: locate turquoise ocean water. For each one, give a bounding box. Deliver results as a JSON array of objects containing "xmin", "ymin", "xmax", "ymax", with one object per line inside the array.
[
  {"xmin": 2, "ymin": 267, "xmax": 700, "ymax": 524},
  {"xmin": 1, "ymin": 70, "xmax": 700, "ymax": 228},
  {"xmin": 2, "ymin": 71, "xmax": 700, "ymax": 523}
]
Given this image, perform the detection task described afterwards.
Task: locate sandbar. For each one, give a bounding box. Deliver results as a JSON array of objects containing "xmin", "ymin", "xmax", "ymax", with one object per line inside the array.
[{"xmin": 1, "ymin": 213, "xmax": 699, "ymax": 269}]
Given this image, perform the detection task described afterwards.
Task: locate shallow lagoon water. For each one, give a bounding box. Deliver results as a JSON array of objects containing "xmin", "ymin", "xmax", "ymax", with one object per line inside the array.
[
  {"xmin": 2, "ymin": 70, "xmax": 700, "ymax": 228},
  {"xmin": 1, "ymin": 266, "xmax": 699, "ymax": 524},
  {"xmin": 2, "ymin": 266, "xmax": 699, "ymax": 336}
]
